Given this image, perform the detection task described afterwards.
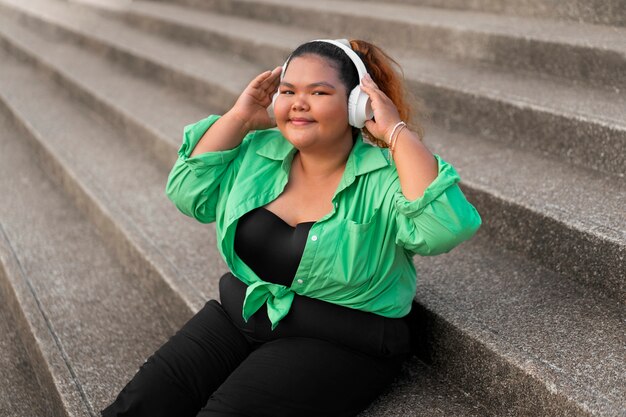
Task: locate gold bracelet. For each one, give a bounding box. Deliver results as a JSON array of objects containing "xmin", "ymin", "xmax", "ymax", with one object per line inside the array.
[
  {"xmin": 386, "ymin": 121, "xmax": 405, "ymax": 146},
  {"xmin": 389, "ymin": 122, "xmax": 406, "ymax": 159}
]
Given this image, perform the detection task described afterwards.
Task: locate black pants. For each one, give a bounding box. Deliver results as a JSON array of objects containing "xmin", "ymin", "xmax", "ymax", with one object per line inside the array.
[{"xmin": 101, "ymin": 273, "xmax": 411, "ymax": 417}]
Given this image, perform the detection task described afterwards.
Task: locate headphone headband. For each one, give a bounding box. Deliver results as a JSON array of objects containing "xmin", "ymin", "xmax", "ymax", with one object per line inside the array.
[
  {"xmin": 311, "ymin": 39, "xmax": 368, "ymax": 82},
  {"xmin": 280, "ymin": 39, "xmax": 368, "ymax": 84}
]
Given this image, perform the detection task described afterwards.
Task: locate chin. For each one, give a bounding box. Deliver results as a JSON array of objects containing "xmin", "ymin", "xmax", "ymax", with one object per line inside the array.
[
  {"xmin": 279, "ymin": 126, "xmax": 316, "ymax": 147},
  {"xmin": 283, "ymin": 135, "xmax": 316, "ymax": 150}
]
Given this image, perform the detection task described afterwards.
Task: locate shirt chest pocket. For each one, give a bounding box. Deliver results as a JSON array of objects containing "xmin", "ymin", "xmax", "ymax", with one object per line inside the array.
[{"xmin": 329, "ymin": 209, "xmax": 382, "ymax": 287}]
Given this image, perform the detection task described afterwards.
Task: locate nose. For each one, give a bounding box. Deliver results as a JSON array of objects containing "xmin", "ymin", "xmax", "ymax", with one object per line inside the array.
[{"xmin": 291, "ymin": 94, "xmax": 309, "ymax": 111}]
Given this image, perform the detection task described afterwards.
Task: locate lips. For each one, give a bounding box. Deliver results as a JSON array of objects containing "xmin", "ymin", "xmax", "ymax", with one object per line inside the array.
[{"xmin": 289, "ymin": 117, "xmax": 315, "ymax": 125}]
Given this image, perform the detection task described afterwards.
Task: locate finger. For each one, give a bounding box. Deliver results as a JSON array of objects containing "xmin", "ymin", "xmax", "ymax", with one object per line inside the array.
[
  {"xmin": 360, "ymin": 78, "xmax": 377, "ymax": 90},
  {"xmin": 261, "ymin": 84, "xmax": 279, "ymax": 101},
  {"xmin": 362, "ymin": 78, "xmax": 390, "ymax": 103},
  {"xmin": 272, "ymin": 65, "xmax": 283, "ymax": 76},
  {"xmin": 361, "ymin": 74, "xmax": 380, "ymax": 88},
  {"xmin": 251, "ymin": 66, "xmax": 281, "ymax": 90},
  {"xmin": 266, "ymin": 66, "xmax": 282, "ymax": 81},
  {"xmin": 265, "ymin": 70, "xmax": 282, "ymax": 93},
  {"xmin": 362, "ymin": 86, "xmax": 394, "ymax": 108},
  {"xmin": 360, "ymin": 86, "xmax": 378, "ymax": 102},
  {"xmin": 250, "ymin": 70, "xmax": 273, "ymax": 88},
  {"xmin": 360, "ymin": 85, "xmax": 378, "ymax": 103},
  {"xmin": 364, "ymin": 120, "xmax": 386, "ymax": 142},
  {"xmin": 261, "ymin": 67, "xmax": 283, "ymax": 94},
  {"xmin": 364, "ymin": 119, "xmax": 377, "ymax": 133},
  {"xmin": 360, "ymin": 83, "xmax": 384, "ymax": 100},
  {"xmin": 361, "ymin": 81, "xmax": 388, "ymax": 99}
]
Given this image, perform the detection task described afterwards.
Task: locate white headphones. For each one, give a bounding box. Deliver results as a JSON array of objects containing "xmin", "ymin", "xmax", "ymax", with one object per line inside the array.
[{"xmin": 271, "ymin": 39, "xmax": 374, "ymax": 128}]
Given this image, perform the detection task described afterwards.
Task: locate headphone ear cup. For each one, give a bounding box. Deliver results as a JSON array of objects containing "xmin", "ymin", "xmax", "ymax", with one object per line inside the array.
[
  {"xmin": 348, "ymin": 86, "xmax": 373, "ymax": 128},
  {"xmin": 348, "ymin": 87, "xmax": 359, "ymax": 127},
  {"xmin": 271, "ymin": 60, "xmax": 288, "ymax": 114}
]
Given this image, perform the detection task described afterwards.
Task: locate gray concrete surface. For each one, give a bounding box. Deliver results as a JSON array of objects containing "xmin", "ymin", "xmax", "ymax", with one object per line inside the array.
[
  {"xmin": 129, "ymin": 0, "xmax": 626, "ymax": 90},
  {"xmin": 0, "ymin": 0, "xmax": 622, "ymax": 294},
  {"xmin": 2, "ymin": 0, "xmax": 624, "ymax": 176},
  {"xmin": 0, "ymin": 0, "xmax": 624, "ymax": 415},
  {"xmin": 0, "ymin": 294, "xmax": 49, "ymax": 417},
  {"xmin": 322, "ymin": 0, "xmax": 626, "ymax": 27},
  {"xmin": 0, "ymin": 65, "xmax": 182, "ymax": 417}
]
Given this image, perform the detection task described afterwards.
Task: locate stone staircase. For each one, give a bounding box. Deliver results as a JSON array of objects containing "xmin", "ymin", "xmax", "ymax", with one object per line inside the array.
[{"xmin": 0, "ymin": 0, "xmax": 623, "ymax": 415}]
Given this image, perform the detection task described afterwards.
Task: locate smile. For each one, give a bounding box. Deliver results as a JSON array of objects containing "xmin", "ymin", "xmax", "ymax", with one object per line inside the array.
[{"xmin": 289, "ymin": 119, "xmax": 315, "ymax": 126}]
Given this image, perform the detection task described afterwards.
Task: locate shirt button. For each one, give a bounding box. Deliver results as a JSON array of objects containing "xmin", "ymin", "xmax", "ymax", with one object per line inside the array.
[
  {"xmin": 297, "ymin": 279, "xmax": 304, "ymax": 284},
  {"xmin": 311, "ymin": 235, "xmax": 318, "ymax": 241}
]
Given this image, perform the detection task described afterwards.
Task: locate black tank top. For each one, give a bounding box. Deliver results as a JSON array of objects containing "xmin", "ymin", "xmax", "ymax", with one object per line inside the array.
[
  {"xmin": 227, "ymin": 206, "xmax": 412, "ymax": 357},
  {"xmin": 234, "ymin": 206, "xmax": 315, "ymax": 286}
]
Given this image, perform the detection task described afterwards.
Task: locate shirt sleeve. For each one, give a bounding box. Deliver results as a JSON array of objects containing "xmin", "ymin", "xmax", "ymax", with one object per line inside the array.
[
  {"xmin": 165, "ymin": 114, "xmax": 252, "ymax": 224},
  {"xmin": 393, "ymin": 154, "xmax": 482, "ymax": 256}
]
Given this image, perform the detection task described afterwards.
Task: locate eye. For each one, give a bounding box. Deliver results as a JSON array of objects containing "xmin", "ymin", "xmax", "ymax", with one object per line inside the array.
[
  {"xmin": 313, "ymin": 91, "xmax": 328, "ymax": 95},
  {"xmin": 280, "ymin": 90, "xmax": 294, "ymax": 95}
]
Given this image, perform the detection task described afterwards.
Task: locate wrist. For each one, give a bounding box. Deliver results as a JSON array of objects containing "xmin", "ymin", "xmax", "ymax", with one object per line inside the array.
[
  {"xmin": 225, "ymin": 109, "xmax": 251, "ymax": 134},
  {"xmin": 384, "ymin": 120, "xmax": 405, "ymax": 146}
]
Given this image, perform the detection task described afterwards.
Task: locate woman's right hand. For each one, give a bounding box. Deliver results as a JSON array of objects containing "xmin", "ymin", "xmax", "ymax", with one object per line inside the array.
[{"xmin": 228, "ymin": 66, "xmax": 283, "ymax": 132}]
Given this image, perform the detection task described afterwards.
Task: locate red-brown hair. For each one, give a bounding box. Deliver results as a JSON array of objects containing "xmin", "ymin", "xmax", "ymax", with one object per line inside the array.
[{"xmin": 349, "ymin": 39, "xmax": 425, "ymax": 148}]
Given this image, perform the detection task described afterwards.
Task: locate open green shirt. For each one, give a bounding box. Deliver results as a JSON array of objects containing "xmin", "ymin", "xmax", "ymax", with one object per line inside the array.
[{"xmin": 165, "ymin": 115, "xmax": 481, "ymax": 329}]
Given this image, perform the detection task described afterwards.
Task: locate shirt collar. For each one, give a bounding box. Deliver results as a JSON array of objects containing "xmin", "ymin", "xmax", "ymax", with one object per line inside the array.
[{"xmin": 255, "ymin": 129, "xmax": 390, "ymax": 177}]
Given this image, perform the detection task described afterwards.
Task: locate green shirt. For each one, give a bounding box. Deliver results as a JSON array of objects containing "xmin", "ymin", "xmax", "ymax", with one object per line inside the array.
[{"xmin": 165, "ymin": 115, "xmax": 481, "ymax": 329}]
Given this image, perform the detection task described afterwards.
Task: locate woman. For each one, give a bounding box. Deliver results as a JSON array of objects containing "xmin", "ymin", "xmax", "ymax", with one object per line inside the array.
[{"xmin": 102, "ymin": 39, "xmax": 481, "ymax": 417}]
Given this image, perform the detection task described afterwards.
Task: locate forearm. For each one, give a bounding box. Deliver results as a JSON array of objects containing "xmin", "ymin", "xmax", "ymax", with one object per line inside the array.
[
  {"xmin": 391, "ymin": 128, "xmax": 438, "ymax": 201},
  {"xmin": 189, "ymin": 110, "xmax": 250, "ymax": 157}
]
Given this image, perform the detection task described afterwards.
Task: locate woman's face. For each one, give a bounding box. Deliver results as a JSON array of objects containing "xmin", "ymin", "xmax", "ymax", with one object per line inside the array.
[{"xmin": 274, "ymin": 54, "xmax": 353, "ymax": 152}]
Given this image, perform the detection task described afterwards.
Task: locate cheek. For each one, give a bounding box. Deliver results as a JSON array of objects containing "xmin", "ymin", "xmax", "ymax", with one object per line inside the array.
[
  {"xmin": 273, "ymin": 103, "xmax": 289, "ymax": 130},
  {"xmin": 321, "ymin": 100, "xmax": 349, "ymax": 124}
]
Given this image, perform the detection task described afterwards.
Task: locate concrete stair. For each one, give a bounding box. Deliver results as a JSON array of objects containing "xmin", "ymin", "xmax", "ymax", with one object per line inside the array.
[
  {"xmin": 0, "ymin": 293, "xmax": 49, "ymax": 417},
  {"xmin": 324, "ymin": 0, "xmax": 626, "ymax": 27},
  {"xmin": 0, "ymin": 0, "xmax": 623, "ymax": 415}
]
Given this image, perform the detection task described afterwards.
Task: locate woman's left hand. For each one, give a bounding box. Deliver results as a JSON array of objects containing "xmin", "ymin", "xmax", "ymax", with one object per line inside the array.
[{"xmin": 360, "ymin": 73, "xmax": 402, "ymax": 145}]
